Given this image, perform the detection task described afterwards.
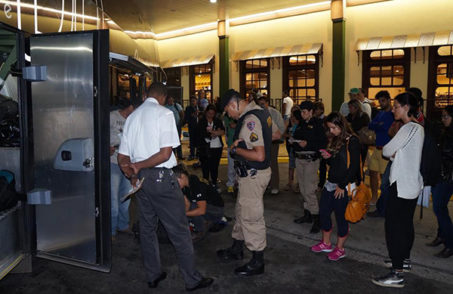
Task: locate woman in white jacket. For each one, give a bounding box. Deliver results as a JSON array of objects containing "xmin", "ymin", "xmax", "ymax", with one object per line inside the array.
[{"xmin": 372, "ymin": 92, "xmax": 424, "ymax": 289}]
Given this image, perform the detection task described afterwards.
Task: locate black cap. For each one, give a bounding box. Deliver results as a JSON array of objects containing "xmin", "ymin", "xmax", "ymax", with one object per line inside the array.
[
  {"xmin": 220, "ymin": 89, "xmax": 241, "ymax": 109},
  {"xmin": 299, "ymin": 100, "xmax": 314, "ymax": 111}
]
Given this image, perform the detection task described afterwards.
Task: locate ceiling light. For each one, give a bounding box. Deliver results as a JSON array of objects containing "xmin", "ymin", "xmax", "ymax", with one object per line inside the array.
[{"xmin": 210, "ymin": 0, "xmax": 217, "ymax": 3}]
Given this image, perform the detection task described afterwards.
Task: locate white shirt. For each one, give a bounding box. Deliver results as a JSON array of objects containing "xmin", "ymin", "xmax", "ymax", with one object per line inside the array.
[
  {"xmin": 339, "ymin": 99, "xmax": 371, "ymax": 119},
  {"xmin": 361, "ymin": 98, "xmax": 372, "ymax": 119},
  {"xmin": 282, "ymin": 96, "xmax": 293, "ymax": 117},
  {"xmin": 110, "ymin": 110, "xmax": 126, "ymax": 164},
  {"xmin": 118, "ymin": 97, "xmax": 180, "ymax": 168},
  {"xmin": 383, "ymin": 122, "xmax": 424, "ymax": 199}
]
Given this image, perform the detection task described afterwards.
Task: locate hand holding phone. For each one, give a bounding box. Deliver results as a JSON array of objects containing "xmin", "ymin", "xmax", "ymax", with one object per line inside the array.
[{"xmin": 319, "ymin": 149, "xmax": 332, "ymax": 159}]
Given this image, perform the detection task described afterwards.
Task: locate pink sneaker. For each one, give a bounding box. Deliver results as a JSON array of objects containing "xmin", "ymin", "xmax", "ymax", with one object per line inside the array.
[
  {"xmin": 311, "ymin": 241, "xmax": 333, "ymax": 253},
  {"xmin": 327, "ymin": 247, "xmax": 346, "ymax": 261}
]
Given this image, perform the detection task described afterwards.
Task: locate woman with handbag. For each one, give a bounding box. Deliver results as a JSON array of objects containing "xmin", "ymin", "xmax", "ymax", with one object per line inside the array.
[
  {"xmin": 311, "ymin": 112, "xmax": 361, "ymax": 261},
  {"xmin": 372, "ymin": 92, "xmax": 424, "ymax": 288},
  {"xmin": 196, "ymin": 104, "xmax": 225, "ymax": 191}
]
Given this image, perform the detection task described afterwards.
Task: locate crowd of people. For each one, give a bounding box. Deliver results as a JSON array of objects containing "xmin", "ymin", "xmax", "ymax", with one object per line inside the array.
[{"xmin": 108, "ymin": 82, "xmax": 453, "ymax": 291}]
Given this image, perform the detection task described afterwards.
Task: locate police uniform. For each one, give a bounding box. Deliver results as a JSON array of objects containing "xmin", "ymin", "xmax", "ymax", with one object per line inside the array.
[
  {"xmin": 231, "ymin": 101, "xmax": 273, "ymax": 251},
  {"xmin": 292, "ymin": 111, "xmax": 327, "ymax": 232}
]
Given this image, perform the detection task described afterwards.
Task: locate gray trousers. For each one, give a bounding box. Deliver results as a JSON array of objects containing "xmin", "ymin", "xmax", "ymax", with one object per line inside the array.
[{"xmin": 137, "ymin": 168, "xmax": 202, "ymax": 288}]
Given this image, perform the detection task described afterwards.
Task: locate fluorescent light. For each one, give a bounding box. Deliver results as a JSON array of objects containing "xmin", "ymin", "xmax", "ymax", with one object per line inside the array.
[
  {"xmin": 210, "ymin": 0, "xmax": 217, "ymax": 3},
  {"xmin": 0, "ymin": 0, "xmax": 98, "ymax": 21}
]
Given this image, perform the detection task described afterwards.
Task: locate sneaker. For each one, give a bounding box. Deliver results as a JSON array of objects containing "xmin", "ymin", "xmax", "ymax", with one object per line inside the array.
[
  {"xmin": 327, "ymin": 247, "xmax": 346, "ymax": 261},
  {"xmin": 227, "ymin": 186, "xmax": 234, "ymax": 193},
  {"xmin": 372, "ymin": 270, "xmax": 405, "ymax": 288},
  {"xmin": 311, "ymin": 241, "xmax": 333, "ymax": 253},
  {"xmin": 270, "ymin": 189, "xmax": 279, "ymax": 195},
  {"xmin": 383, "ymin": 259, "xmax": 411, "ymax": 272}
]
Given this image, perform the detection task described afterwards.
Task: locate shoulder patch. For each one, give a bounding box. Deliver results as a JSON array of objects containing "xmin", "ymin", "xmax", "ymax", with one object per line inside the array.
[
  {"xmin": 247, "ymin": 121, "xmax": 255, "ymax": 131},
  {"xmin": 250, "ymin": 132, "xmax": 259, "ymax": 142},
  {"xmin": 267, "ymin": 116, "xmax": 272, "ymax": 127}
]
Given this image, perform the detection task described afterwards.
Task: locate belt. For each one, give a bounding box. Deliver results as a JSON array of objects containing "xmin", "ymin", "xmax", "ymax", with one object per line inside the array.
[
  {"xmin": 376, "ymin": 146, "xmax": 383, "ymax": 150},
  {"xmin": 295, "ymin": 153, "xmax": 319, "ymax": 160}
]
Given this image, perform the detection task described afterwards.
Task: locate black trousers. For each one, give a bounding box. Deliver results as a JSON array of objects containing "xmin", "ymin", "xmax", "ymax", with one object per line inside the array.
[
  {"xmin": 136, "ymin": 168, "xmax": 202, "ymax": 287},
  {"xmin": 385, "ymin": 183, "xmax": 418, "ymax": 270},
  {"xmin": 200, "ymin": 147, "xmax": 222, "ymax": 184}
]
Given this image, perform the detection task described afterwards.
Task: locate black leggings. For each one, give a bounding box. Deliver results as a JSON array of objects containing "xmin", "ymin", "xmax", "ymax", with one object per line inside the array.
[
  {"xmin": 200, "ymin": 147, "xmax": 222, "ymax": 184},
  {"xmin": 385, "ymin": 183, "xmax": 418, "ymax": 270}
]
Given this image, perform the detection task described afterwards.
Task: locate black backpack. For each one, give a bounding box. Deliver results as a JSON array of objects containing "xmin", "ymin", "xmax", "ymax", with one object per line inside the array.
[{"xmin": 0, "ymin": 170, "xmax": 18, "ymax": 212}]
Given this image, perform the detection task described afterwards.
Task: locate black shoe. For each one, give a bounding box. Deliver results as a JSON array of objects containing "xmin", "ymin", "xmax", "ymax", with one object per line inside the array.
[
  {"xmin": 294, "ymin": 210, "xmax": 312, "ymax": 224},
  {"xmin": 426, "ymin": 236, "xmax": 444, "ymax": 247},
  {"xmin": 186, "ymin": 277, "xmax": 214, "ymax": 292},
  {"xmin": 234, "ymin": 251, "xmax": 265, "ymax": 276},
  {"xmin": 435, "ymin": 247, "xmax": 453, "ymax": 258},
  {"xmin": 367, "ymin": 210, "xmax": 383, "ymax": 218},
  {"xmin": 372, "ymin": 270, "xmax": 405, "ymax": 288},
  {"xmin": 217, "ymin": 239, "xmax": 244, "ymax": 262},
  {"xmin": 148, "ymin": 272, "xmax": 167, "ymax": 288},
  {"xmin": 310, "ymin": 215, "xmax": 320, "ymax": 234}
]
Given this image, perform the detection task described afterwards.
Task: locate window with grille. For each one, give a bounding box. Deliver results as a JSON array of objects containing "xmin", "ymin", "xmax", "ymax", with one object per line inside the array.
[
  {"xmin": 240, "ymin": 59, "xmax": 270, "ymax": 99},
  {"xmin": 190, "ymin": 62, "xmax": 213, "ymax": 101},
  {"xmin": 283, "ymin": 55, "xmax": 319, "ymax": 104},
  {"xmin": 362, "ymin": 49, "xmax": 410, "ymax": 102},
  {"xmin": 427, "ymin": 45, "xmax": 453, "ymax": 119}
]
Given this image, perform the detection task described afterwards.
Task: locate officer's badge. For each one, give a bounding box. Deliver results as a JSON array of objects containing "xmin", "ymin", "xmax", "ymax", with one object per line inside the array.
[
  {"xmin": 247, "ymin": 121, "xmax": 255, "ymax": 131},
  {"xmin": 267, "ymin": 116, "xmax": 272, "ymax": 127},
  {"xmin": 250, "ymin": 132, "xmax": 259, "ymax": 142}
]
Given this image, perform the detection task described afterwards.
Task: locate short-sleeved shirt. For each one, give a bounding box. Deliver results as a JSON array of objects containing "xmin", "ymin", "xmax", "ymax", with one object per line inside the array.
[
  {"xmin": 283, "ymin": 96, "xmax": 293, "ymax": 117},
  {"xmin": 184, "ymin": 175, "xmax": 224, "ymax": 207},
  {"xmin": 110, "ymin": 110, "xmax": 126, "ymax": 164},
  {"xmin": 119, "ymin": 97, "xmax": 180, "ymax": 168},
  {"xmin": 238, "ymin": 101, "xmax": 276, "ymax": 149},
  {"xmin": 166, "ymin": 103, "xmax": 183, "ymax": 126}
]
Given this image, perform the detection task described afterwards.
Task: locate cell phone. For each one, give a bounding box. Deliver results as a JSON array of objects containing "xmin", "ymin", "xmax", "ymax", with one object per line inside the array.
[{"xmin": 319, "ymin": 149, "xmax": 331, "ymax": 156}]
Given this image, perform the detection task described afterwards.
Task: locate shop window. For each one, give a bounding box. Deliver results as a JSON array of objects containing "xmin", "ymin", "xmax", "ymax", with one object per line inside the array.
[
  {"xmin": 427, "ymin": 45, "xmax": 453, "ymax": 119},
  {"xmin": 240, "ymin": 58, "xmax": 270, "ymax": 99},
  {"xmin": 165, "ymin": 67, "xmax": 181, "ymax": 87},
  {"xmin": 190, "ymin": 62, "xmax": 213, "ymax": 102},
  {"xmin": 283, "ymin": 55, "xmax": 319, "ymax": 104},
  {"xmin": 362, "ymin": 49, "xmax": 410, "ymax": 101}
]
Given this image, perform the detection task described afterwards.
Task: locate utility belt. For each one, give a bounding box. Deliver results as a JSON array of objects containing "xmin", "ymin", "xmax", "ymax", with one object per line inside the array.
[
  {"xmin": 234, "ymin": 160, "xmax": 258, "ymax": 178},
  {"xmin": 294, "ymin": 151, "xmax": 319, "ymax": 161}
]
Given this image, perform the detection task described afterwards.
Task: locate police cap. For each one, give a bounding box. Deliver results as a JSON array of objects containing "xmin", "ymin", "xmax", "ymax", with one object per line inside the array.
[{"xmin": 220, "ymin": 89, "xmax": 241, "ymax": 109}]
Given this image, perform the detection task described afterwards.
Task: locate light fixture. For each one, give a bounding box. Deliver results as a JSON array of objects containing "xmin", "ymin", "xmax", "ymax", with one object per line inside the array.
[{"xmin": 210, "ymin": 0, "xmax": 217, "ymax": 3}]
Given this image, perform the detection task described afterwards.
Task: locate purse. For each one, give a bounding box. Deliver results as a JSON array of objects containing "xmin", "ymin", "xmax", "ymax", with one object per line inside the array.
[
  {"xmin": 344, "ymin": 140, "xmax": 372, "ymax": 223},
  {"xmin": 357, "ymin": 127, "xmax": 376, "ymax": 145}
]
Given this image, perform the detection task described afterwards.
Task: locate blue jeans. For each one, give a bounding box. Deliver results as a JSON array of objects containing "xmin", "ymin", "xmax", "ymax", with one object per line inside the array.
[
  {"xmin": 376, "ymin": 161, "xmax": 392, "ymax": 216},
  {"xmin": 111, "ymin": 163, "xmax": 131, "ymax": 235},
  {"xmin": 432, "ymin": 182, "xmax": 453, "ymax": 249}
]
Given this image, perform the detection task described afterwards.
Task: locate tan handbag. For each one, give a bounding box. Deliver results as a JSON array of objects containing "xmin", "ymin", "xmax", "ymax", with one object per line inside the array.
[{"xmin": 344, "ymin": 139, "xmax": 372, "ymax": 223}]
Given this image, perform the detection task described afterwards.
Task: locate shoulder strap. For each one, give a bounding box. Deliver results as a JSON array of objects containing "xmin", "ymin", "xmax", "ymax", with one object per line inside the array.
[{"xmin": 346, "ymin": 137, "xmax": 363, "ymax": 197}]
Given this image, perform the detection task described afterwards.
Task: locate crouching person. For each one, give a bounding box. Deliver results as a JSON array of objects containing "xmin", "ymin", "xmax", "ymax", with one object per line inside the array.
[{"xmin": 174, "ymin": 165, "xmax": 225, "ymax": 242}]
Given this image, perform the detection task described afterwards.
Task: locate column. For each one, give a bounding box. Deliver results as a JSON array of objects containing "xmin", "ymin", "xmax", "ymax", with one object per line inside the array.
[
  {"xmin": 218, "ymin": 20, "xmax": 230, "ymax": 96},
  {"xmin": 331, "ymin": 0, "xmax": 345, "ymax": 111}
]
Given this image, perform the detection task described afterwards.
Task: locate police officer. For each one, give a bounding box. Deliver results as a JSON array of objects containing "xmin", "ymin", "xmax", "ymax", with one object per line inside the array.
[
  {"xmin": 217, "ymin": 89, "xmax": 274, "ymax": 276},
  {"xmin": 292, "ymin": 101, "xmax": 327, "ymax": 234}
]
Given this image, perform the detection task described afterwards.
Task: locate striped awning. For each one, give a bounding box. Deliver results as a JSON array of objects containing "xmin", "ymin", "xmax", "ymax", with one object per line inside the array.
[
  {"xmin": 356, "ymin": 31, "xmax": 453, "ymax": 51},
  {"xmin": 231, "ymin": 43, "xmax": 323, "ymax": 61},
  {"xmin": 161, "ymin": 54, "xmax": 214, "ymax": 68}
]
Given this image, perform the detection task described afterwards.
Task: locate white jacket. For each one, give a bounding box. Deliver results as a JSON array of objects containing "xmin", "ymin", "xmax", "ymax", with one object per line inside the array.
[{"xmin": 383, "ymin": 122, "xmax": 424, "ymax": 199}]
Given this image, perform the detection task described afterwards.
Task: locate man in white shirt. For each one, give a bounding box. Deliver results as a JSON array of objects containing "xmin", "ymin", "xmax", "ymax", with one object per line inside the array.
[
  {"xmin": 281, "ymin": 91, "xmax": 294, "ymax": 122},
  {"xmin": 118, "ymin": 82, "xmax": 213, "ymax": 292},
  {"xmin": 339, "ymin": 88, "xmax": 372, "ymax": 118},
  {"xmin": 110, "ymin": 98, "xmax": 134, "ymax": 239}
]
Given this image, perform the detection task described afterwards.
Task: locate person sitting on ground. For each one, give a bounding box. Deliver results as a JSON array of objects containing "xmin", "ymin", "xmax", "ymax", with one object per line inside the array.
[{"xmin": 174, "ymin": 165, "xmax": 225, "ymax": 242}]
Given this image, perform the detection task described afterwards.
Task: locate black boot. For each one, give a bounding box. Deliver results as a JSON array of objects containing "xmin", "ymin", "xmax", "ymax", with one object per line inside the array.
[
  {"xmin": 294, "ymin": 209, "xmax": 312, "ymax": 224},
  {"xmin": 426, "ymin": 236, "xmax": 444, "ymax": 247},
  {"xmin": 234, "ymin": 251, "xmax": 265, "ymax": 276},
  {"xmin": 217, "ymin": 239, "xmax": 244, "ymax": 262},
  {"xmin": 310, "ymin": 214, "xmax": 320, "ymax": 234}
]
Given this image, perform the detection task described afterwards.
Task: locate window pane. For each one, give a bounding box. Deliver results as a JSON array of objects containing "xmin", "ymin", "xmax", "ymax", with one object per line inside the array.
[
  {"xmin": 307, "ymin": 78, "xmax": 315, "ymax": 87},
  {"xmin": 370, "ymin": 77, "xmax": 380, "ymax": 86},
  {"xmin": 370, "ymin": 49, "xmax": 404, "ymax": 60},
  {"xmin": 297, "ymin": 89, "xmax": 306, "ymax": 98},
  {"xmin": 438, "ymin": 46, "xmax": 453, "ymax": 56},
  {"xmin": 307, "ymin": 89, "xmax": 316, "ymax": 99},
  {"xmin": 392, "ymin": 49, "xmax": 405, "ymax": 59},
  {"xmin": 368, "ymin": 87, "xmax": 405, "ymax": 100},
  {"xmin": 370, "ymin": 66, "xmax": 381, "ymax": 77},
  {"xmin": 435, "ymin": 87, "xmax": 452, "ymax": 108},
  {"xmin": 289, "ymin": 56, "xmax": 299, "ymax": 65},
  {"xmin": 370, "ymin": 51, "xmax": 382, "ymax": 60},
  {"xmin": 393, "ymin": 76, "xmax": 404, "ymax": 86},
  {"xmin": 261, "ymin": 59, "xmax": 268, "ymax": 67},
  {"xmin": 246, "ymin": 60, "xmax": 253, "ymax": 69},
  {"xmin": 394, "ymin": 65, "xmax": 404, "ymax": 75},
  {"xmin": 307, "ymin": 55, "xmax": 316, "ymax": 64}
]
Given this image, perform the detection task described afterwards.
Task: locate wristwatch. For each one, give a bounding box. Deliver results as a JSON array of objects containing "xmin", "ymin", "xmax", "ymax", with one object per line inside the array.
[{"xmin": 230, "ymin": 146, "xmax": 237, "ymax": 156}]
